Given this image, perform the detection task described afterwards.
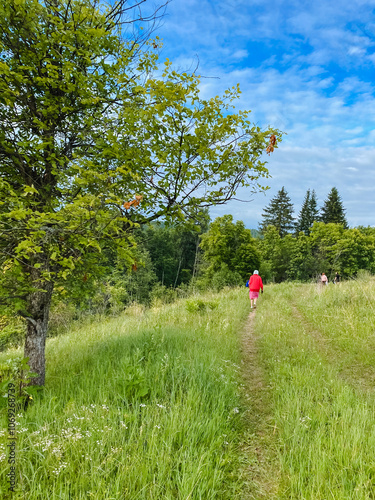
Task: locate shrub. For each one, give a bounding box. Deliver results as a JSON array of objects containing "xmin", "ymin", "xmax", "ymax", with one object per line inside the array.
[
  {"xmin": 185, "ymin": 298, "xmax": 219, "ymax": 313},
  {"xmin": 150, "ymin": 283, "xmax": 178, "ymax": 307},
  {"xmin": 211, "ymin": 266, "xmax": 242, "ymax": 291}
]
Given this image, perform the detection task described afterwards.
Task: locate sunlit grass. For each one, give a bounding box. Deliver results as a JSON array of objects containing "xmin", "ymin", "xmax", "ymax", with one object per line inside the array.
[
  {"xmin": 255, "ymin": 281, "xmax": 375, "ymax": 499},
  {"xmin": 3, "ymin": 278, "xmax": 375, "ymax": 499},
  {"xmin": 0, "ymin": 289, "xmax": 250, "ymax": 499}
]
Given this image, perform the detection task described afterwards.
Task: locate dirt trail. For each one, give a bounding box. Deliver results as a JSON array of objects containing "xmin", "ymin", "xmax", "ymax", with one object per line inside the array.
[{"xmin": 239, "ymin": 311, "xmax": 279, "ymax": 499}]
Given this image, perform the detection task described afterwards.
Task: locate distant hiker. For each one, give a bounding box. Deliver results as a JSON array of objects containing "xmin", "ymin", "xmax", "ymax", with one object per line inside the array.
[
  {"xmin": 249, "ymin": 270, "xmax": 263, "ymax": 309},
  {"xmin": 321, "ymin": 272, "xmax": 328, "ymax": 286},
  {"xmin": 334, "ymin": 272, "xmax": 340, "ymax": 284}
]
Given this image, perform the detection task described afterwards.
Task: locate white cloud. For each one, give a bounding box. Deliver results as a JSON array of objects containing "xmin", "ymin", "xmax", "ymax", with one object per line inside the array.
[
  {"xmin": 232, "ymin": 49, "xmax": 249, "ymax": 60},
  {"xmin": 156, "ymin": 0, "xmax": 375, "ymax": 228}
]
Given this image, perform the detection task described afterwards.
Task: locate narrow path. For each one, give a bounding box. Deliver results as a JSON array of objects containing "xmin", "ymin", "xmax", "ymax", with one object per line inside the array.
[{"xmin": 239, "ymin": 311, "xmax": 279, "ymax": 499}]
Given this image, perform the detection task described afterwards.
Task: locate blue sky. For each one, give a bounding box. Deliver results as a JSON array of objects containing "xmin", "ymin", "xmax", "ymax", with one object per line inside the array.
[{"xmin": 153, "ymin": 0, "xmax": 375, "ymax": 229}]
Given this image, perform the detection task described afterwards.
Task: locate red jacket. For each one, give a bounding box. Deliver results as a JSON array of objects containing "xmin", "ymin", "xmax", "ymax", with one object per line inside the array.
[{"xmin": 249, "ymin": 274, "xmax": 263, "ymax": 292}]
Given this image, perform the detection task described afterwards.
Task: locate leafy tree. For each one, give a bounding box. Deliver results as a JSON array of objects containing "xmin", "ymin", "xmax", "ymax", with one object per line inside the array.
[
  {"xmin": 287, "ymin": 233, "xmax": 316, "ymax": 281},
  {"xmin": 141, "ymin": 219, "xmax": 207, "ymax": 288},
  {"xmin": 309, "ymin": 222, "xmax": 345, "ymax": 278},
  {"xmin": 260, "ymin": 186, "xmax": 295, "ymax": 237},
  {"xmin": 296, "ymin": 189, "xmax": 319, "ymax": 235},
  {"xmin": 0, "ymin": 0, "xmax": 281, "ymax": 384},
  {"xmin": 331, "ymin": 228, "xmax": 375, "ymax": 277},
  {"xmin": 320, "ymin": 187, "xmax": 348, "ymax": 228},
  {"xmin": 82, "ymin": 247, "xmax": 158, "ymax": 314},
  {"xmin": 199, "ymin": 215, "xmax": 260, "ymax": 284},
  {"xmin": 259, "ymin": 226, "xmax": 300, "ymax": 282},
  {"xmin": 259, "ymin": 222, "xmax": 375, "ymax": 283}
]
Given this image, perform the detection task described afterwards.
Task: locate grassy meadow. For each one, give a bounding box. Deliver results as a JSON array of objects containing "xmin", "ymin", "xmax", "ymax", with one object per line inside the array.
[
  {"xmin": 2, "ymin": 277, "xmax": 375, "ymax": 498},
  {"xmin": 0, "ymin": 290, "xmax": 250, "ymax": 499},
  {"xmin": 253, "ymin": 276, "xmax": 375, "ymax": 499}
]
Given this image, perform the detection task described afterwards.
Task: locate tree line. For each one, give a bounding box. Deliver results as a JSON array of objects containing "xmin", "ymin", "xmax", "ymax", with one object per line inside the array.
[
  {"xmin": 203, "ymin": 187, "xmax": 374, "ymax": 284},
  {"xmin": 68, "ymin": 199, "xmax": 375, "ymax": 317}
]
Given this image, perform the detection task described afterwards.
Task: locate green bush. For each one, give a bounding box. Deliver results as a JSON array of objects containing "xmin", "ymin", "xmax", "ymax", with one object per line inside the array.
[
  {"xmin": 149, "ymin": 283, "xmax": 178, "ymax": 307},
  {"xmin": 185, "ymin": 298, "xmax": 219, "ymax": 313},
  {"xmin": 211, "ymin": 265, "xmax": 242, "ymax": 291}
]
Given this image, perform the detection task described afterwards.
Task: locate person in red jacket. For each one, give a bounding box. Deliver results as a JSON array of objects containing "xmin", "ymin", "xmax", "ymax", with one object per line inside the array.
[{"xmin": 249, "ymin": 270, "xmax": 263, "ymax": 309}]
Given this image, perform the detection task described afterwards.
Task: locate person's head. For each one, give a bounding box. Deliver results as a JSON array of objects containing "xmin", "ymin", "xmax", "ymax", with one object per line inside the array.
[
  {"xmin": 322, "ymin": 272, "xmax": 325, "ymax": 275},
  {"xmin": 253, "ymin": 270, "xmax": 259, "ymax": 275}
]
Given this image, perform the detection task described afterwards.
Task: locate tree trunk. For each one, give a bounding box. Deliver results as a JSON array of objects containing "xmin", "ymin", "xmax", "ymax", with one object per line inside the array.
[
  {"xmin": 192, "ymin": 237, "xmax": 200, "ymax": 279},
  {"xmin": 23, "ymin": 278, "xmax": 54, "ymax": 387},
  {"xmin": 174, "ymin": 256, "xmax": 183, "ymax": 288}
]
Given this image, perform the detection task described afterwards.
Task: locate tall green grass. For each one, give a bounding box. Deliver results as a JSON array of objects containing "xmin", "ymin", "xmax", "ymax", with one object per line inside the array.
[
  {"xmin": 0, "ymin": 290, "xmax": 250, "ymax": 499},
  {"xmin": 254, "ymin": 281, "xmax": 375, "ymax": 499},
  {"xmin": 295, "ymin": 278, "xmax": 375, "ymax": 388},
  {"xmin": 4, "ymin": 279, "xmax": 375, "ymax": 499}
]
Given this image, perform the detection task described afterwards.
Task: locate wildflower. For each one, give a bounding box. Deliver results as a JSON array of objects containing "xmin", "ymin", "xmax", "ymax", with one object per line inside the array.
[
  {"xmin": 61, "ymin": 428, "xmax": 83, "ymax": 441},
  {"xmin": 156, "ymin": 404, "xmax": 166, "ymax": 409},
  {"xmin": 51, "ymin": 462, "xmax": 67, "ymax": 475},
  {"xmin": 232, "ymin": 407, "xmax": 240, "ymax": 414}
]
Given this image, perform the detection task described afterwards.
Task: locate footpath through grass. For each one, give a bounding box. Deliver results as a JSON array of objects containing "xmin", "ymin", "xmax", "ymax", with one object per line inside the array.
[
  {"xmin": 252, "ymin": 278, "xmax": 375, "ymax": 499},
  {"xmin": 0, "ymin": 290, "xmax": 250, "ymax": 499},
  {"xmin": 3, "ymin": 279, "xmax": 375, "ymax": 499}
]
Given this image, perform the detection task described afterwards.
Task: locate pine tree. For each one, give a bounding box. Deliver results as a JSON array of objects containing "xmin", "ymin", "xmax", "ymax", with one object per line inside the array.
[
  {"xmin": 320, "ymin": 187, "xmax": 348, "ymax": 228},
  {"xmin": 260, "ymin": 186, "xmax": 295, "ymax": 237},
  {"xmin": 309, "ymin": 190, "xmax": 319, "ymax": 223},
  {"xmin": 296, "ymin": 189, "xmax": 319, "ymax": 235}
]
